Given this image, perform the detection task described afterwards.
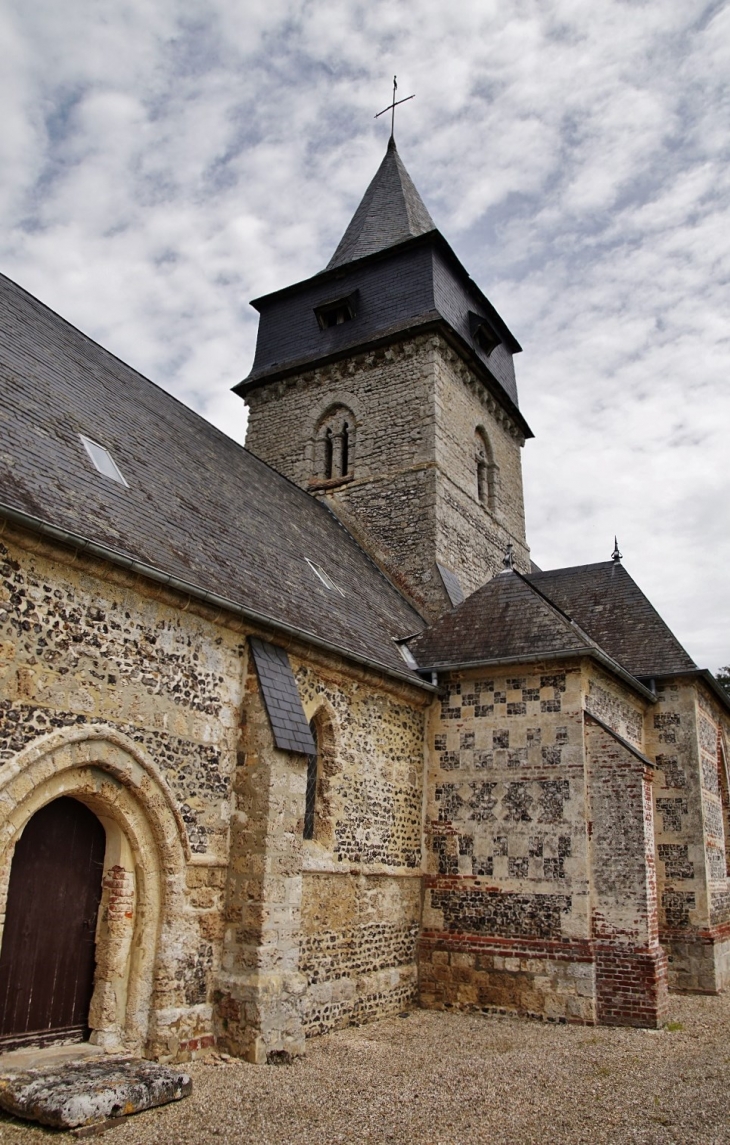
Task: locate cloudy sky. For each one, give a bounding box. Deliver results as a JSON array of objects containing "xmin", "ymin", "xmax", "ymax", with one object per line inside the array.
[{"xmin": 2, "ymin": 0, "xmax": 728, "ymax": 671}]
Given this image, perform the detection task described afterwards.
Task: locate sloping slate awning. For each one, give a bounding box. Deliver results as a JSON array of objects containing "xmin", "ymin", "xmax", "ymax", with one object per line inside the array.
[
  {"xmin": 436, "ymin": 562, "xmax": 465, "ymax": 608},
  {"xmin": 249, "ymin": 638, "xmax": 316, "ymax": 755}
]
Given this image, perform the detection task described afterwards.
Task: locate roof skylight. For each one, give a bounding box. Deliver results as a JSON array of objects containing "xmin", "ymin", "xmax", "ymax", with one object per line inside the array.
[
  {"xmin": 305, "ymin": 558, "xmax": 344, "ymax": 595},
  {"xmin": 79, "ymin": 435, "xmax": 128, "ymax": 486}
]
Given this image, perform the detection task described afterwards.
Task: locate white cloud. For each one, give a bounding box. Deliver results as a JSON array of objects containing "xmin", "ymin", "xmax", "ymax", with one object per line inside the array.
[{"xmin": 2, "ymin": 0, "xmax": 729, "ymax": 670}]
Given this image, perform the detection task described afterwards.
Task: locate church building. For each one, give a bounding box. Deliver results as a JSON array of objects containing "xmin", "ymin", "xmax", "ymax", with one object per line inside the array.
[{"xmin": 0, "ymin": 134, "xmax": 728, "ymax": 1064}]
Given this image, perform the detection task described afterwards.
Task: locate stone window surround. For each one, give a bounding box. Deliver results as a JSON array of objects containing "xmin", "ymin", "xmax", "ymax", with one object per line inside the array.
[{"xmin": 474, "ymin": 425, "xmax": 499, "ymax": 514}]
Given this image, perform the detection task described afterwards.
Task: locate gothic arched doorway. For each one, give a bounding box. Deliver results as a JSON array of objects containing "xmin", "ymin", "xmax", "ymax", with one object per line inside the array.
[{"xmin": 0, "ymin": 796, "xmax": 106, "ymax": 1050}]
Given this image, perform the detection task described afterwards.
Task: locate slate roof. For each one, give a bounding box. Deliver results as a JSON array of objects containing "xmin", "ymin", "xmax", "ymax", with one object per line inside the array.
[
  {"xmin": 528, "ymin": 562, "xmax": 696, "ymax": 678},
  {"xmin": 407, "ymin": 570, "xmax": 592, "ymax": 668},
  {"xmin": 408, "ymin": 558, "xmax": 697, "ymax": 692},
  {"xmin": 0, "ymin": 272, "xmax": 427, "ymax": 682},
  {"xmin": 326, "ymin": 137, "xmax": 436, "ymax": 270}
]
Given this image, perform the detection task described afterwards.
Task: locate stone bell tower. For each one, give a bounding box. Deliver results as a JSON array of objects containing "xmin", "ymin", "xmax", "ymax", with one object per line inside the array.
[{"xmin": 236, "ymin": 136, "xmax": 532, "ymax": 620}]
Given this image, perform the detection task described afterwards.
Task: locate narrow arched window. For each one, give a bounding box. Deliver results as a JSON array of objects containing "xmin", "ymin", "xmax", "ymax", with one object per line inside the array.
[
  {"xmin": 341, "ymin": 422, "xmax": 349, "ymax": 476},
  {"xmin": 313, "ymin": 406, "xmax": 356, "ymax": 483},
  {"xmin": 324, "ymin": 430, "xmax": 333, "ymax": 480},
  {"xmin": 304, "ymin": 720, "xmax": 318, "ymax": 840},
  {"xmin": 475, "ymin": 428, "xmax": 498, "ymax": 513},
  {"xmin": 477, "ymin": 455, "xmax": 488, "ymax": 504}
]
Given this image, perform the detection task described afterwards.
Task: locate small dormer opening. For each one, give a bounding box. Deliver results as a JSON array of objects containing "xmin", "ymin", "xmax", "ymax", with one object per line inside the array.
[
  {"xmin": 305, "ymin": 558, "xmax": 344, "ymax": 595},
  {"xmin": 314, "ymin": 292, "xmax": 358, "ymax": 331},
  {"xmin": 79, "ymin": 435, "xmax": 128, "ymax": 487},
  {"xmin": 469, "ymin": 311, "xmax": 501, "ymax": 358}
]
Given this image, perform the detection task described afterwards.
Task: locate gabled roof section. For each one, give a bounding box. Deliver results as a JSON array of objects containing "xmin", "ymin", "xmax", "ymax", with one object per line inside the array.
[
  {"xmin": 528, "ymin": 562, "xmax": 696, "ymax": 678},
  {"xmin": 0, "ymin": 272, "xmax": 427, "ymax": 684},
  {"xmin": 326, "ymin": 137, "xmax": 436, "ymax": 270},
  {"xmin": 407, "ymin": 570, "xmax": 590, "ymax": 668}
]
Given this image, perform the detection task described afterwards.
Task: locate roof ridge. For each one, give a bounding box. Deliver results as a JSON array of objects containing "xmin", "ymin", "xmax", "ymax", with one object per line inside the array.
[{"xmin": 530, "ymin": 560, "xmax": 615, "ymax": 577}]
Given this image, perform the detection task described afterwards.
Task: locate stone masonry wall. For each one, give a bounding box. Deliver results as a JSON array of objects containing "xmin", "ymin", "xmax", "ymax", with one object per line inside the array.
[
  {"xmin": 433, "ymin": 342, "xmax": 529, "ymax": 597},
  {"xmin": 244, "ymin": 332, "xmax": 529, "ymax": 618},
  {"xmin": 0, "ymin": 528, "xmax": 241, "ymax": 1057},
  {"xmin": 293, "ymin": 656, "xmax": 427, "ymax": 1036},
  {"xmin": 420, "ymin": 661, "xmax": 595, "ymax": 1023},
  {"xmin": 647, "ymin": 677, "xmax": 730, "ymax": 993},
  {"xmin": 420, "ymin": 657, "xmax": 668, "ymax": 1027},
  {"xmin": 584, "ymin": 716, "xmax": 668, "ymax": 1027},
  {"xmin": 1, "ymin": 525, "xmax": 431, "ymax": 1062}
]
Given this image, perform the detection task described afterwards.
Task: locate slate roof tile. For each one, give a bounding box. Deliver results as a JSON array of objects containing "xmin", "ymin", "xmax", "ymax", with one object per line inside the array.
[
  {"xmin": 408, "ymin": 570, "xmax": 590, "ymax": 668},
  {"xmin": 528, "ymin": 562, "xmax": 696, "ymax": 677},
  {"xmin": 326, "ymin": 137, "xmax": 435, "ymax": 270},
  {"xmin": 409, "ymin": 559, "xmax": 697, "ymax": 687},
  {"xmin": 0, "ymin": 273, "xmax": 426, "ymax": 680},
  {"xmin": 249, "ymin": 638, "xmax": 315, "ymax": 755}
]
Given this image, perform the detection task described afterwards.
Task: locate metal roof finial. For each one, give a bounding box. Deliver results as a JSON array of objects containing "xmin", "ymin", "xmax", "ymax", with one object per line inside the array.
[
  {"xmin": 502, "ymin": 542, "xmax": 514, "ymax": 571},
  {"xmin": 611, "ymin": 536, "xmax": 623, "ymax": 563},
  {"xmin": 375, "ymin": 75, "xmax": 415, "ymax": 141}
]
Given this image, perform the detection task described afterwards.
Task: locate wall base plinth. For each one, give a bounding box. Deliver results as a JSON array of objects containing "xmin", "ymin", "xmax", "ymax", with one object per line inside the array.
[
  {"xmin": 214, "ymin": 971, "xmax": 307, "ymax": 1064},
  {"xmin": 663, "ymin": 930, "xmax": 730, "ymax": 995},
  {"xmin": 595, "ymin": 945, "xmax": 669, "ymax": 1028}
]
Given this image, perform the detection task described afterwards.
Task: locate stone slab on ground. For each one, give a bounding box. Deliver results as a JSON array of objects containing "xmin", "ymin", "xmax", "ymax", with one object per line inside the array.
[{"xmin": 0, "ymin": 1056, "xmax": 191, "ymax": 1129}]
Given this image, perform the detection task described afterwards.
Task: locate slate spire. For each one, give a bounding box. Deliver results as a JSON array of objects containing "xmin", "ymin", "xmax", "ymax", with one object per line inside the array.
[{"xmin": 326, "ymin": 137, "xmax": 436, "ymax": 270}]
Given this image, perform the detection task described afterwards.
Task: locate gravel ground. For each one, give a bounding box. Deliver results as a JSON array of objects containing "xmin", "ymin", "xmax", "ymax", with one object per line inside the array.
[{"xmin": 1, "ymin": 993, "xmax": 729, "ymax": 1144}]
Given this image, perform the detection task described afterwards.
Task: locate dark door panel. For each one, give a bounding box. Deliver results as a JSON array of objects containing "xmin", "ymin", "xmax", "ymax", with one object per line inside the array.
[{"xmin": 0, "ymin": 797, "xmax": 106, "ymax": 1047}]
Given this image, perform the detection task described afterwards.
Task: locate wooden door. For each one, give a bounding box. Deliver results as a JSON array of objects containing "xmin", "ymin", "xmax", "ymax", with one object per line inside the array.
[{"xmin": 0, "ymin": 797, "xmax": 106, "ymax": 1050}]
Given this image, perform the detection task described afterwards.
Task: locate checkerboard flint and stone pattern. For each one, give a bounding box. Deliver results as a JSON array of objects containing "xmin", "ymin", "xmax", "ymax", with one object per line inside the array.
[{"xmin": 428, "ymin": 668, "xmax": 582, "ymax": 889}]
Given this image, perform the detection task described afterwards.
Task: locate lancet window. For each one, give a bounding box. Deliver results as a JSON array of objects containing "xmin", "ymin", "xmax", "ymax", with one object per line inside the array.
[
  {"xmin": 304, "ymin": 720, "xmax": 318, "ymax": 841},
  {"xmin": 475, "ymin": 428, "xmax": 498, "ymax": 512},
  {"xmin": 314, "ymin": 406, "xmax": 356, "ymax": 481}
]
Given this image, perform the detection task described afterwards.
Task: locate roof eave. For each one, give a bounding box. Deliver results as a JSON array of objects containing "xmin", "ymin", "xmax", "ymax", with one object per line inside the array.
[
  {"xmin": 637, "ymin": 668, "xmax": 730, "ymax": 715},
  {"xmin": 413, "ymin": 646, "xmax": 657, "ymax": 704},
  {"xmin": 0, "ymin": 501, "xmax": 437, "ymax": 696}
]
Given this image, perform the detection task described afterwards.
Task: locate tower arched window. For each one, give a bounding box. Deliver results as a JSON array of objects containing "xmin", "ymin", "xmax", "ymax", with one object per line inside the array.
[
  {"xmin": 324, "ymin": 429, "xmax": 334, "ymax": 480},
  {"xmin": 341, "ymin": 422, "xmax": 350, "ymax": 477},
  {"xmin": 475, "ymin": 428, "xmax": 499, "ymax": 513},
  {"xmin": 314, "ymin": 406, "xmax": 356, "ymax": 483}
]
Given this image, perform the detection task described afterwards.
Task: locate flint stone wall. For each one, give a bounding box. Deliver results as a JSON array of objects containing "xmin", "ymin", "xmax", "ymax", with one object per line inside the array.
[
  {"xmin": 420, "ymin": 658, "xmax": 668, "ymax": 1026},
  {"xmin": 647, "ymin": 677, "xmax": 730, "ymax": 993},
  {"xmin": 0, "ymin": 529, "xmax": 240, "ymax": 1058},
  {"xmin": 294, "ymin": 657, "xmax": 426, "ymax": 1036}
]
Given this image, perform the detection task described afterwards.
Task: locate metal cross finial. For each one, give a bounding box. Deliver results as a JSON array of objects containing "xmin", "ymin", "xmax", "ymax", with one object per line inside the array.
[
  {"xmin": 612, "ymin": 536, "xmax": 623, "ymax": 563},
  {"xmin": 375, "ymin": 75, "xmax": 415, "ymax": 139}
]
